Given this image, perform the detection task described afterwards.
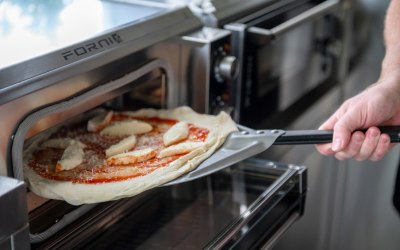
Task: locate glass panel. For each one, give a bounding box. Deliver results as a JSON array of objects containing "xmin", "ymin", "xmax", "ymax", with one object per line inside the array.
[{"xmin": 81, "ymin": 160, "xmax": 294, "ymax": 249}]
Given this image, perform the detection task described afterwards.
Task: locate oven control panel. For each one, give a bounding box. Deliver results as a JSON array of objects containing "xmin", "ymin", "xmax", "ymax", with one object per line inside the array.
[
  {"xmin": 181, "ymin": 27, "xmax": 239, "ymax": 116},
  {"xmin": 210, "ymin": 37, "xmax": 239, "ymax": 116}
]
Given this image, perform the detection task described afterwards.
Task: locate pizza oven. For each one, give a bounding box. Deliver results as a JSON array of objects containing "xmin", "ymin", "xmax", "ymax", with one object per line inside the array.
[
  {"xmin": 0, "ymin": 0, "xmax": 316, "ymax": 249},
  {"xmin": 189, "ymin": 0, "xmax": 342, "ymax": 126}
]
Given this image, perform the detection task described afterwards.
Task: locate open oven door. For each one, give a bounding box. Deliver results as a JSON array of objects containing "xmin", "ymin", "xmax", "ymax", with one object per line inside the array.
[{"xmin": 28, "ymin": 159, "xmax": 306, "ymax": 249}]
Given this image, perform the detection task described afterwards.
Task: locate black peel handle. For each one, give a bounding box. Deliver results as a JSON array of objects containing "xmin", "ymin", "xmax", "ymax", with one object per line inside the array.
[{"xmin": 273, "ymin": 126, "xmax": 400, "ymax": 145}]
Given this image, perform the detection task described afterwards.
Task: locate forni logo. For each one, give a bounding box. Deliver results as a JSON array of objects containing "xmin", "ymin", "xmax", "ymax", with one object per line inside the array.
[{"xmin": 61, "ymin": 33, "xmax": 123, "ymax": 61}]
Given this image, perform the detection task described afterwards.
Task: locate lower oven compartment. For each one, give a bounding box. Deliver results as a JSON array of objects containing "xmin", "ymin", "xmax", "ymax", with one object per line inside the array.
[{"xmin": 28, "ymin": 159, "xmax": 306, "ymax": 249}]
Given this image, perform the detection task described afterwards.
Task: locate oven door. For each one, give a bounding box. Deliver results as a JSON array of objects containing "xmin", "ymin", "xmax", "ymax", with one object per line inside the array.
[
  {"xmin": 224, "ymin": 0, "xmax": 340, "ymax": 125},
  {"xmin": 29, "ymin": 159, "xmax": 306, "ymax": 249}
]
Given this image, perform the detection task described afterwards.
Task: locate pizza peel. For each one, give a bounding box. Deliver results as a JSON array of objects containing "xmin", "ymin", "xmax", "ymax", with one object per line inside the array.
[{"xmin": 163, "ymin": 125, "xmax": 400, "ymax": 186}]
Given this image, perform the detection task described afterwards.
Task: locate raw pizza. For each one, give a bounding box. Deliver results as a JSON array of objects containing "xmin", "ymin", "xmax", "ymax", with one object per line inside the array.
[{"xmin": 23, "ymin": 106, "xmax": 237, "ymax": 205}]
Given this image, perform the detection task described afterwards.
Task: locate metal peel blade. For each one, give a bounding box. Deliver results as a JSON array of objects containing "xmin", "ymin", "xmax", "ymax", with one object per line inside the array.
[{"xmin": 162, "ymin": 127, "xmax": 285, "ymax": 186}]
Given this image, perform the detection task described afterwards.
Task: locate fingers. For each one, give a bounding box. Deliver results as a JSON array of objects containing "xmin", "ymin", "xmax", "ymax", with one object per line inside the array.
[
  {"xmin": 353, "ymin": 127, "xmax": 382, "ymax": 161},
  {"xmin": 324, "ymin": 127, "xmax": 392, "ymax": 161},
  {"xmin": 316, "ymin": 119, "xmax": 356, "ymax": 155},
  {"xmin": 367, "ymin": 133, "xmax": 391, "ymax": 161},
  {"xmin": 334, "ymin": 131, "xmax": 365, "ymax": 160}
]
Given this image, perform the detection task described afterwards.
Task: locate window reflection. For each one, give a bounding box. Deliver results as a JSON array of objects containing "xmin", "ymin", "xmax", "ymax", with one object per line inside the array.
[
  {"xmin": 0, "ymin": 0, "xmax": 174, "ymax": 70},
  {"xmin": 0, "ymin": 0, "xmax": 104, "ymax": 69}
]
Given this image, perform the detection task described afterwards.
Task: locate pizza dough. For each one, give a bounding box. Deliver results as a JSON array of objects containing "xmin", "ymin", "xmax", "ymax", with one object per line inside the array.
[{"xmin": 23, "ymin": 106, "xmax": 237, "ymax": 205}]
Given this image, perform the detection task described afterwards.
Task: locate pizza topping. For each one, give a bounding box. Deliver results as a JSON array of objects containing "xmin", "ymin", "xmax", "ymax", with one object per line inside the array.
[
  {"xmin": 163, "ymin": 121, "xmax": 189, "ymax": 146},
  {"xmin": 158, "ymin": 141, "xmax": 205, "ymax": 158},
  {"xmin": 100, "ymin": 120, "xmax": 153, "ymax": 136},
  {"xmin": 55, "ymin": 143, "xmax": 85, "ymax": 172},
  {"xmin": 105, "ymin": 135, "xmax": 137, "ymax": 158},
  {"xmin": 106, "ymin": 148, "xmax": 157, "ymax": 166},
  {"xmin": 42, "ymin": 138, "xmax": 86, "ymax": 149},
  {"xmin": 87, "ymin": 111, "xmax": 114, "ymax": 132},
  {"xmin": 25, "ymin": 111, "xmax": 212, "ymax": 184}
]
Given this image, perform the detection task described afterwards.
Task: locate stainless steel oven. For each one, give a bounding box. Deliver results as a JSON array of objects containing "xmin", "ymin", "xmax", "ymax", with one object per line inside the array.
[
  {"xmin": 0, "ymin": 0, "xmax": 308, "ymax": 249},
  {"xmin": 189, "ymin": 0, "xmax": 341, "ymax": 126}
]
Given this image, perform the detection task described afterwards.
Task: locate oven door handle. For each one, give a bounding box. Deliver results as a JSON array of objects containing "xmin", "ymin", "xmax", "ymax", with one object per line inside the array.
[{"xmin": 247, "ymin": 0, "xmax": 339, "ymax": 45}]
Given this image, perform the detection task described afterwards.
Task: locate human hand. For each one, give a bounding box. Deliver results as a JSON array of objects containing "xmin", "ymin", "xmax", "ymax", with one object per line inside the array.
[{"xmin": 316, "ymin": 76, "xmax": 400, "ymax": 161}]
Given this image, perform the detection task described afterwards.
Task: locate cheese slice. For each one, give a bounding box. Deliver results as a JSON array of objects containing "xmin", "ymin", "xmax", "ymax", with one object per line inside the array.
[
  {"xmin": 163, "ymin": 121, "xmax": 189, "ymax": 146},
  {"xmin": 42, "ymin": 138, "xmax": 86, "ymax": 149},
  {"xmin": 158, "ymin": 142, "xmax": 204, "ymax": 158},
  {"xmin": 100, "ymin": 120, "xmax": 152, "ymax": 136},
  {"xmin": 106, "ymin": 148, "xmax": 156, "ymax": 166},
  {"xmin": 55, "ymin": 143, "xmax": 85, "ymax": 172},
  {"xmin": 105, "ymin": 135, "xmax": 137, "ymax": 158},
  {"xmin": 87, "ymin": 111, "xmax": 114, "ymax": 132}
]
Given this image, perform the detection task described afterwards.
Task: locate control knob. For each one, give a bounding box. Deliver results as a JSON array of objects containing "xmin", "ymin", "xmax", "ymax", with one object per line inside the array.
[{"xmin": 214, "ymin": 55, "xmax": 239, "ymax": 82}]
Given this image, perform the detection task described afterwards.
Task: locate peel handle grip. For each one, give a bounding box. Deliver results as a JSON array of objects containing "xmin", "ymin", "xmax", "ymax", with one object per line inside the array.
[{"xmin": 273, "ymin": 126, "xmax": 400, "ymax": 145}]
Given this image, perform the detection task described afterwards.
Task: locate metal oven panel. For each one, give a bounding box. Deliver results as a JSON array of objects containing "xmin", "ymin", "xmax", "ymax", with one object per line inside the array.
[
  {"xmin": 179, "ymin": 27, "xmax": 239, "ymax": 115},
  {"xmin": 0, "ymin": 1, "xmax": 202, "ymax": 176},
  {"xmin": 223, "ymin": 0, "xmax": 340, "ymax": 125}
]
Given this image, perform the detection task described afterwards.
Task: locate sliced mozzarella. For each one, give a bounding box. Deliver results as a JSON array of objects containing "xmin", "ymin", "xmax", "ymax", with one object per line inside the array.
[
  {"xmin": 55, "ymin": 143, "xmax": 85, "ymax": 172},
  {"xmin": 158, "ymin": 141, "xmax": 204, "ymax": 158},
  {"xmin": 100, "ymin": 120, "xmax": 152, "ymax": 136},
  {"xmin": 106, "ymin": 148, "xmax": 156, "ymax": 166},
  {"xmin": 87, "ymin": 111, "xmax": 114, "ymax": 132},
  {"xmin": 42, "ymin": 138, "xmax": 86, "ymax": 149},
  {"xmin": 163, "ymin": 121, "xmax": 189, "ymax": 146},
  {"xmin": 105, "ymin": 135, "xmax": 137, "ymax": 158}
]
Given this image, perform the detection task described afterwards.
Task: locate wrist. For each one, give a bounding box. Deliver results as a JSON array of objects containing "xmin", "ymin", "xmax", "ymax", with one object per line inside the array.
[
  {"xmin": 378, "ymin": 69, "xmax": 400, "ymax": 90},
  {"xmin": 380, "ymin": 45, "xmax": 400, "ymax": 80}
]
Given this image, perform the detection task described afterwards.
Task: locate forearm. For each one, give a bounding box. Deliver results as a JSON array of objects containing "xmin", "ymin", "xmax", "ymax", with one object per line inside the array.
[{"xmin": 381, "ymin": 0, "xmax": 400, "ymax": 80}]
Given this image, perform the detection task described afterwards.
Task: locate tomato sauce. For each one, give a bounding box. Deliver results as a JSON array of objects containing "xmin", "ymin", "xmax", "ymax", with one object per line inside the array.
[{"xmin": 26, "ymin": 114, "xmax": 209, "ymax": 184}]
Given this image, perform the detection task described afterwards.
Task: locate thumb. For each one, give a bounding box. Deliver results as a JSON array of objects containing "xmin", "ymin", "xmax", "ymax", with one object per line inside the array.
[{"xmin": 331, "ymin": 114, "xmax": 359, "ymax": 152}]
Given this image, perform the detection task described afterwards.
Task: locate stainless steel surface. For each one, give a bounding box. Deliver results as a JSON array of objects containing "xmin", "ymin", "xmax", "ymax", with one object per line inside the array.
[
  {"xmin": 0, "ymin": 176, "xmax": 29, "ymax": 250},
  {"xmin": 221, "ymin": 0, "xmax": 340, "ymax": 125},
  {"xmin": 248, "ymin": 0, "xmax": 339, "ymax": 44},
  {"xmin": 0, "ymin": 3, "xmax": 202, "ymax": 176},
  {"xmin": 189, "ymin": 0, "xmax": 282, "ymax": 27},
  {"xmin": 164, "ymin": 127, "xmax": 285, "ymax": 186},
  {"xmin": 178, "ymin": 27, "xmax": 235, "ymax": 115},
  {"xmin": 0, "ymin": 0, "xmax": 166, "ymax": 70},
  {"xmin": 0, "ymin": 2, "xmax": 200, "ymax": 102},
  {"xmin": 214, "ymin": 55, "xmax": 239, "ymax": 82}
]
